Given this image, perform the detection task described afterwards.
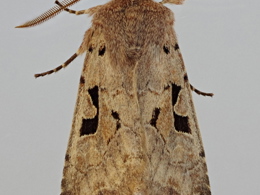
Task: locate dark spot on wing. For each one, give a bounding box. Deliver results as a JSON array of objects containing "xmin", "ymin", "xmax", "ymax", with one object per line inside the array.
[
  {"xmin": 150, "ymin": 108, "xmax": 160, "ymax": 128},
  {"xmin": 80, "ymin": 76, "xmax": 85, "ymax": 84},
  {"xmin": 164, "ymin": 85, "xmax": 170, "ymax": 90},
  {"xmin": 111, "ymin": 110, "xmax": 121, "ymax": 130},
  {"xmin": 184, "ymin": 74, "xmax": 188, "ymax": 81},
  {"xmin": 199, "ymin": 150, "xmax": 206, "ymax": 158},
  {"xmin": 171, "ymin": 84, "xmax": 181, "ymax": 106},
  {"xmin": 174, "ymin": 43, "xmax": 179, "ymax": 50},
  {"xmin": 98, "ymin": 45, "xmax": 106, "ymax": 56},
  {"xmin": 163, "ymin": 45, "xmax": 170, "ymax": 54},
  {"xmin": 173, "ymin": 112, "xmax": 191, "ymax": 134},
  {"xmin": 80, "ymin": 86, "xmax": 99, "ymax": 136},
  {"xmin": 65, "ymin": 154, "xmax": 70, "ymax": 161},
  {"xmin": 88, "ymin": 46, "xmax": 93, "ymax": 52}
]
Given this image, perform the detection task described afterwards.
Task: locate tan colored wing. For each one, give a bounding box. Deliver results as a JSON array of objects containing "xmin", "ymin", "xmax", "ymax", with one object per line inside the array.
[
  {"xmin": 61, "ymin": 1, "xmax": 211, "ymax": 194},
  {"xmin": 16, "ymin": 0, "xmax": 81, "ymax": 28}
]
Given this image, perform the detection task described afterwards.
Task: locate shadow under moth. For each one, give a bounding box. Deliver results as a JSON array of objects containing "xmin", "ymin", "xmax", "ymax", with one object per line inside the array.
[{"xmin": 17, "ymin": 0, "xmax": 213, "ymax": 194}]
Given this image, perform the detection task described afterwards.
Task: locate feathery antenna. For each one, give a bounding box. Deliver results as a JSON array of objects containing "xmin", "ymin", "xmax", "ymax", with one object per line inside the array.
[{"xmin": 16, "ymin": 0, "xmax": 81, "ymax": 28}]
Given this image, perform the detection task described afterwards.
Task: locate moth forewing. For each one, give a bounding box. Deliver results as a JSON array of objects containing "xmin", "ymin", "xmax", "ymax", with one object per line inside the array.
[
  {"xmin": 18, "ymin": 0, "xmax": 211, "ymax": 194},
  {"xmin": 61, "ymin": 1, "xmax": 211, "ymax": 194}
]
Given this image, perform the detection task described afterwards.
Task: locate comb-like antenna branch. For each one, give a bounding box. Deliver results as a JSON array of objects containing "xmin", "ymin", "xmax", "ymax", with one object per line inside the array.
[{"xmin": 16, "ymin": 0, "xmax": 81, "ymax": 28}]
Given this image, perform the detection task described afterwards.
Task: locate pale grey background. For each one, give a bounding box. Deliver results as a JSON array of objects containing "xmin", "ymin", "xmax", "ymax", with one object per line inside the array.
[{"xmin": 1, "ymin": 0, "xmax": 259, "ymax": 194}]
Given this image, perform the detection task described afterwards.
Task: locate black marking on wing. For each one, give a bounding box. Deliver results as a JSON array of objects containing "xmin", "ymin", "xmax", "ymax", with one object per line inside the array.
[
  {"xmin": 150, "ymin": 108, "xmax": 160, "ymax": 128},
  {"xmin": 174, "ymin": 43, "xmax": 179, "ymax": 50},
  {"xmin": 98, "ymin": 45, "xmax": 106, "ymax": 56},
  {"xmin": 172, "ymin": 84, "xmax": 191, "ymax": 134},
  {"xmin": 65, "ymin": 154, "xmax": 70, "ymax": 161},
  {"xmin": 164, "ymin": 85, "xmax": 170, "ymax": 90},
  {"xmin": 199, "ymin": 150, "xmax": 206, "ymax": 158},
  {"xmin": 80, "ymin": 86, "xmax": 99, "ymax": 136},
  {"xmin": 163, "ymin": 45, "xmax": 170, "ymax": 54},
  {"xmin": 80, "ymin": 76, "xmax": 85, "ymax": 84},
  {"xmin": 173, "ymin": 113, "xmax": 191, "ymax": 134},
  {"xmin": 111, "ymin": 111, "xmax": 121, "ymax": 130},
  {"xmin": 171, "ymin": 84, "xmax": 181, "ymax": 106},
  {"xmin": 88, "ymin": 46, "xmax": 93, "ymax": 53},
  {"xmin": 184, "ymin": 74, "xmax": 188, "ymax": 82}
]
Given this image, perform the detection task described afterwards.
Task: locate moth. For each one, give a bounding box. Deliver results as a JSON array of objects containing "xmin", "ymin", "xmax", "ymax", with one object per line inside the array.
[{"xmin": 17, "ymin": 0, "xmax": 213, "ymax": 194}]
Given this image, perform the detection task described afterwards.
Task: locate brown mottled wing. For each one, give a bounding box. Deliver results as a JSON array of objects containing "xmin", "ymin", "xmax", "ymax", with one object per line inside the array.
[
  {"xmin": 138, "ymin": 13, "xmax": 212, "ymax": 195},
  {"xmin": 16, "ymin": 0, "xmax": 81, "ymax": 28},
  {"xmin": 61, "ymin": 1, "xmax": 211, "ymax": 194}
]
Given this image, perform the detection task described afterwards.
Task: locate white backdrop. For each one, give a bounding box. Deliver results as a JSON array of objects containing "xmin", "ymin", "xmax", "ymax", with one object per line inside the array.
[{"xmin": 1, "ymin": 0, "xmax": 259, "ymax": 194}]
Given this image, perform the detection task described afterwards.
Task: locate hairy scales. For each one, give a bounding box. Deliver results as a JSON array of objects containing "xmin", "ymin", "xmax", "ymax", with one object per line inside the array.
[
  {"xmin": 61, "ymin": 0, "xmax": 211, "ymax": 195},
  {"xmin": 16, "ymin": 0, "xmax": 212, "ymax": 193}
]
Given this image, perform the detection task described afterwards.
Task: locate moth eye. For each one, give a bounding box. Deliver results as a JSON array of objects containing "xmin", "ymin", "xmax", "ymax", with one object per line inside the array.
[
  {"xmin": 80, "ymin": 86, "xmax": 99, "ymax": 136},
  {"xmin": 163, "ymin": 45, "xmax": 170, "ymax": 54},
  {"xmin": 98, "ymin": 46, "xmax": 106, "ymax": 56},
  {"xmin": 150, "ymin": 108, "xmax": 160, "ymax": 128},
  {"xmin": 111, "ymin": 111, "xmax": 121, "ymax": 130}
]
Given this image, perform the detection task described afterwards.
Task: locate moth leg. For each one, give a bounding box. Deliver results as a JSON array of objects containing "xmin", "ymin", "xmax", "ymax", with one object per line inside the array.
[
  {"xmin": 190, "ymin": 84, "xmax": 214, "ymax": 97},
  {"xmin": 55, "ymin": 0, "xmax": 88, "ymax": 15},
  {"xmin": 34, "ymin": 52, "xmax": 78, "ymax": 78}
]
